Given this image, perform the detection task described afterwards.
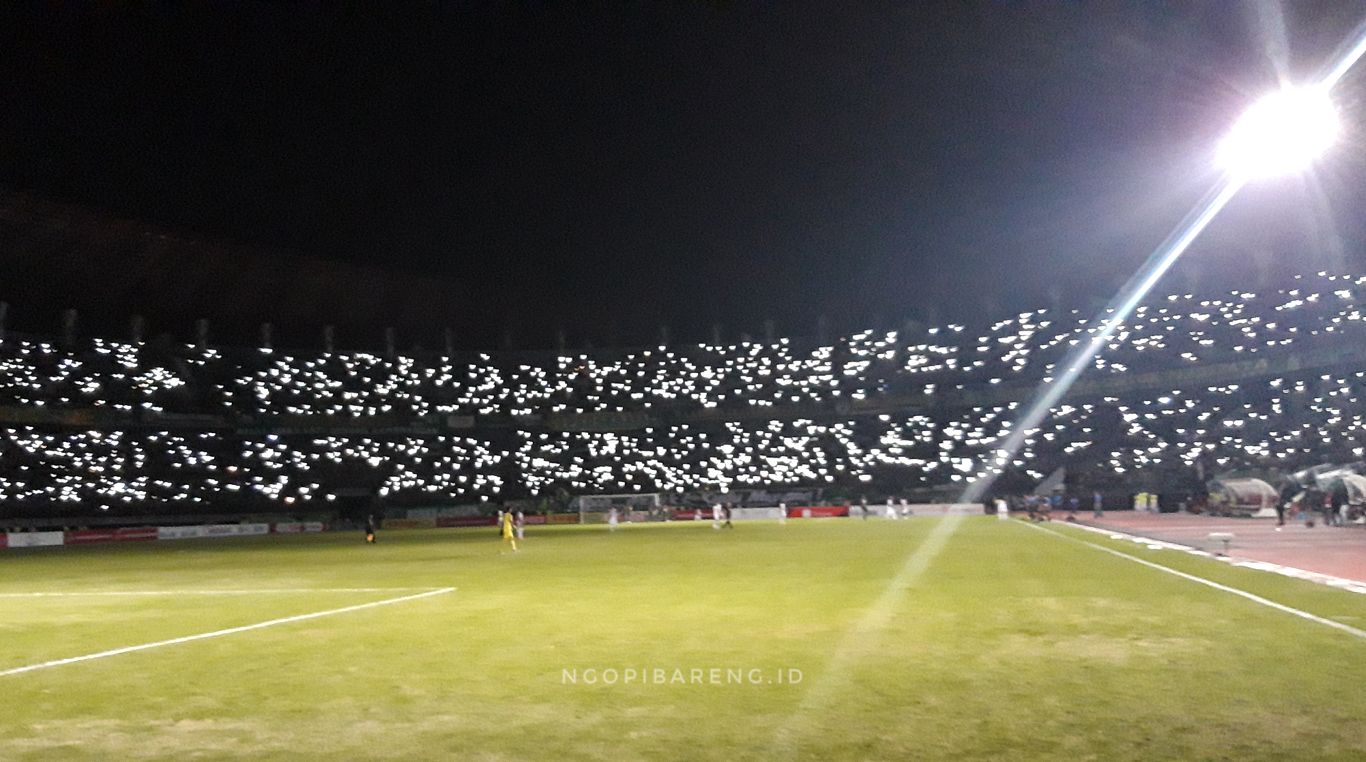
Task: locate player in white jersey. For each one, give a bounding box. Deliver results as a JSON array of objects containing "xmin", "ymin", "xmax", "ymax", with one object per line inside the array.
[
  {"xmin": 995, "ymin": 497, "xmax": 1009, "ymax": 520},
  {"xmin": 711, "ymin": 503, "xmax": 722, "ymax": 530},
  {"xmin": 899, "ymin": 498, "xmax": 911, "ymax": 517},
  {"xmin": 885, "ymin": 498, "xmax": 898, "ymax": 520},
  {"xmin": 778, "ymin": 501, "xmax": 787, "ymax": 525},
  {"xmin": 607, "ymin": 507, "xmax": 619, "ymax": 531}
]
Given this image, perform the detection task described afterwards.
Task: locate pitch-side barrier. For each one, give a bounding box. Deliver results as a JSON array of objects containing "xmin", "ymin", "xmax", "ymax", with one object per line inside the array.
[{"xmin": 2, "ymin": 522, "xmax": 325, "ymax": 551}]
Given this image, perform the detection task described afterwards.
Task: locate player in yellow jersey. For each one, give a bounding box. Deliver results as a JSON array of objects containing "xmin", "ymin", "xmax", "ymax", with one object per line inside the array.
[{"xmin": 501, "ymin": 509, "xmax": 518, "ymax": 552}]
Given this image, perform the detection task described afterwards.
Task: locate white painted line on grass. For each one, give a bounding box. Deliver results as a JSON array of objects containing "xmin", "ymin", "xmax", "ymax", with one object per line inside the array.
[
  {"xmin": 0, "ymin": 587, "xmax": 440, "ymax": 598},
  {"xmin": 1021, "ymin": 521, "xmax": 1366, "ymax": 640},
  {"xmin": 1065, "ymin": 520, "xmax": 1366, "ymax": 595},
  {"xmin": 0, "ymin": 586, "xmax": 456, "ymax": 677}
]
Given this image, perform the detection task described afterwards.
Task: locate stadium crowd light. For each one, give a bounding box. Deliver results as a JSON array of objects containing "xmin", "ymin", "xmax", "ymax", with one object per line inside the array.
[
  {"xmin": 7, "ymin": 270, "xmax": 1366, "ymax": 507},
  {"xmin": 1218, "ymin": 87, "xmax": 1339, "ymax": 179}
]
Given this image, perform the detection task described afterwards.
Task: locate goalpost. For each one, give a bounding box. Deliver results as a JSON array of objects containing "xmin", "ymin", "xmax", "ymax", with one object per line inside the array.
[{"xmin": 574, "ymin": 493, "xmax": 662, "ymax": 524}]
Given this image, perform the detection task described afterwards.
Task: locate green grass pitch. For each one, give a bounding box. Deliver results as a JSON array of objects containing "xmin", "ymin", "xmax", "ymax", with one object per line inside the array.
[{"xmin": 2, "ymin": 517, "xmax": 1364, "ymax": 760}]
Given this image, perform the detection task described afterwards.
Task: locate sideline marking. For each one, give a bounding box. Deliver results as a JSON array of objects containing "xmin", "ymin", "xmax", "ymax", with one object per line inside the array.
[
  {"xmin": 0, "ymin": 587, "xmax": 439, "ymax": 598},
  {"xmin": 0, "ymin": 587, "xmax": 456, "ymax": 677},
  {"xmin": 1065, "ymin": 520, "xmax": 1366, "ymax": 595},
  {"xmin": 1022, "ymin": 521, "xmax": 1366, "ymax": 640}
]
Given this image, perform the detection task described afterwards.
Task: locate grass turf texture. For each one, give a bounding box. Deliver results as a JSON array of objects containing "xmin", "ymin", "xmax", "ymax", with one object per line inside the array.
[{"xmin": 1, "ymin": 518, "xmax": 1364, "ymax": 760}]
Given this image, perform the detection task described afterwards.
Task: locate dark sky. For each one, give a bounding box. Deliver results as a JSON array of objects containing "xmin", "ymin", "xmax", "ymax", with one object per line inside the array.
[{"xmin": 4, "ymin": 1, "xmax": 1366, "ymax": 348}]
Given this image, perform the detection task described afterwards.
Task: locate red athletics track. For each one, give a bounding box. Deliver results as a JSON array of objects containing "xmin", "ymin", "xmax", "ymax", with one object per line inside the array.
[{"xmin": 1072, "ymin": 511, "xmax": 1366, "ymax": 586}]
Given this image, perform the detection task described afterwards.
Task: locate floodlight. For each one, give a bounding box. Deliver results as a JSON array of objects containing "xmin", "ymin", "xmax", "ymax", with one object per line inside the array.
[{"xmin": 1219, "ymin": 87, "xmax": 1338, "ymax": 178}]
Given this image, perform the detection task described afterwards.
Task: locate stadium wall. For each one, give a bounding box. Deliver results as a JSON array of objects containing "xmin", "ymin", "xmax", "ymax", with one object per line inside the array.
[{"xmin": 0, "ymin": 522, "xmax": 324, "ymax": 552}]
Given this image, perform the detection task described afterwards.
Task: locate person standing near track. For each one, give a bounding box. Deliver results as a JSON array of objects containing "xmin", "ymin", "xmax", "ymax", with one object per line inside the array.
[
  {"xmin": 1092, "ymin": 490, "xmax": 1104, "ymax": 519},
  {"xmin": 365, "ymin": 513, "xmax": 378, "ymax": 544}
]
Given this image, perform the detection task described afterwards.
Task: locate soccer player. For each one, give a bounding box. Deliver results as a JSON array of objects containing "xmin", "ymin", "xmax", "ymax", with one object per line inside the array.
[
  {"xmin": 364, "ymin": 514, "xmax": 378, "ymax": 544},
  {"xmin": 608, "ymin": 507, "xmax": 620, "ymax": 532},
  {"xmin": 885, "ymin": 498, "xmax": 898, "ymax": 520},
  {"xmin": 501, "ymin": 508, "xmax": 519, "ymax": 552},
  {"xmin": 722, "ymin": 503, "xmax": 733, "ymax": 529},
  {"xmin": 778, "ymin": 501, "xmax": 787, "ymax": 525},
  {"xmin": 995, "ymin": 497, "xmax": 1008, "ymax": 521},
  {"xmin": 515, "ymin": 510, "xmax": 526, "ymax": 540},
  {"xmin": 711, "ymin": 503, "xmax": 722, "ymax": 530}
]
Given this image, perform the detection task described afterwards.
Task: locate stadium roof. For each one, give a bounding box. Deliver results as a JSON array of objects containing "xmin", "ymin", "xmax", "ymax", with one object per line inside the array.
[{"xmin": 0, "ymin": 190, "xmax": 471, "ymax": 348}]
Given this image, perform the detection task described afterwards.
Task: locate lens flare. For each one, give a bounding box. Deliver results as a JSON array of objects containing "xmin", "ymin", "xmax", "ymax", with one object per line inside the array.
[
  {"xmin": 959, "ymin": 21, "xmax": 1366, "ymax": 505},
  {"xmin": 1218, "ymin": 88, "xmax": 1338, "ymax": 179},
  {"xmin": 959, "ymin": 176, "xmax": 1243, "ymax": 504}
]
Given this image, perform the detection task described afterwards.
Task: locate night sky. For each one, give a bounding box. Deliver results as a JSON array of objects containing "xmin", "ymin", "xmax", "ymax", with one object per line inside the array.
[{"xmin": 4, "ymin": 1, "xmax": 1366, "ymax": 348}]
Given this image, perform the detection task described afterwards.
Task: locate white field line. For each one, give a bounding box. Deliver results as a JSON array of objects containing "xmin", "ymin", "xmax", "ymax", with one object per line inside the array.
[
  {"xmin": 773, "ymin": 514, "xmax": 966, "ymax": 756},
  {"xmin": 0, "ymin": 586, "xmax": 456, "ymax": 677},
  {"xmin": 1066, "ymin": 520, "xmax": 1366, "ymax": 595},
  {"xmin": 1022, "ymin": 521, "xmax": 1366, "ymax": 640},
  {"xmin": 0, "ymin": 587, "xmax": 439, "ymax": 598}
]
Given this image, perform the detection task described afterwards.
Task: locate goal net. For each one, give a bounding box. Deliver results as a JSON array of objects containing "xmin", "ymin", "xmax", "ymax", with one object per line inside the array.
[{"xmin": 573, "ymin": 493, "xmax": 662, "ymax": 523}]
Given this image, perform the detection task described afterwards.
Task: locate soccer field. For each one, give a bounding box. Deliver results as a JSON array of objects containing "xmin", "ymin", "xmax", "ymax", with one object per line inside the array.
[{"xmin": 2, "ymin": 517, "xmax": 1364, "ymax": 760}]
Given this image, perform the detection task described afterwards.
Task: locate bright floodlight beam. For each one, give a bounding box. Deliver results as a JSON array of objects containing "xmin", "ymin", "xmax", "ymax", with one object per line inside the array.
[
  {"xmin": 960, "ymin": 76, "xmax": 1348, "ymax": 504},
  {"xmin": 1218, "ymin": 87, "xmax": 1339, "ymax": 179}
]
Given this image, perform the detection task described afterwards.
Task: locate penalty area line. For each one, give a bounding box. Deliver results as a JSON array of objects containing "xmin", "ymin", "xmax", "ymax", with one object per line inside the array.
[
  {"xmin": 0, "ymin": 586, "xmax": 456, "ymax": 677},
  {"xmin": 1020, "ymin": 521, "xmax": 1366, "ymax": 640}
]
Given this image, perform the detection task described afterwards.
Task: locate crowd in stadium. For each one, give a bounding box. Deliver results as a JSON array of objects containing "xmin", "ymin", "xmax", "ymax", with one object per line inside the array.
[{"xmin": 3, "ymin": 272, "xmax": 1366, "ymax": 518}]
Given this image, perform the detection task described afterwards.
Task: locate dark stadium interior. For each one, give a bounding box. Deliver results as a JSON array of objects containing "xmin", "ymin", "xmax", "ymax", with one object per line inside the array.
[
  {"xmin": 7, "ymin": 4, "xmax": 1366, "ymax": 760},
  {"xmin": 1, "ymin": 3, "xmax": 1365, "ymax": 536}
]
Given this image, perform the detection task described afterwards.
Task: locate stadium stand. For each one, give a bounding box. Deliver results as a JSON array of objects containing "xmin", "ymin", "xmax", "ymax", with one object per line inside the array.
[{"xmin": 4, "ymin": 272, "xmax": 1366, "ymax": 521}]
